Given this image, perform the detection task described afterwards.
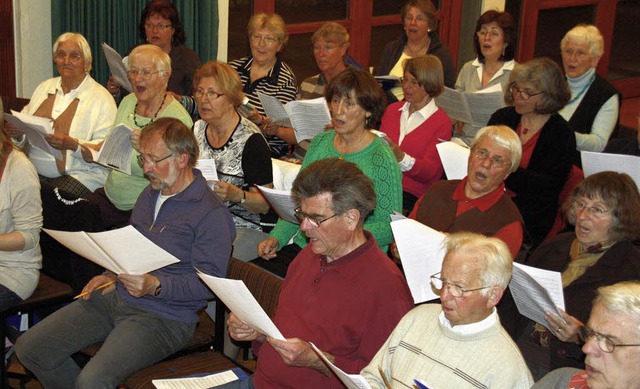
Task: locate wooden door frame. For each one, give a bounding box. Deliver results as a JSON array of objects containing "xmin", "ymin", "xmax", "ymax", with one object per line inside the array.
[{"xmin": 0, "ymin": 0, "xmax": 16, "ymax": 97}]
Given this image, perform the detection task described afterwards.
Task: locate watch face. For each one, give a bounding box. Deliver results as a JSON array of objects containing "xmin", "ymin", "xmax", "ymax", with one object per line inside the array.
[{"xmin": 154, "ymin": 285, "xmax": 162, "ymax": 296}]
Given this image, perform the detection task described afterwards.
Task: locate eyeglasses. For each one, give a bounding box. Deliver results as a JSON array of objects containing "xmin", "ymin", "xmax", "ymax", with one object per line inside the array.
[
  {"xmin": 472, "ymin": 148, "xmax": 511, "ymax": 169},
  {"xmin": 399, "ymin": 77, "xmax": 420, "ymax": 87},
  {"xmin": 430, "ymin": 272, "xmax": 491, "ymax": 298},
  {"xmin": 579, "ymin": 326, "xmax": 640, "ymax": 353},
  {"xmin": 145, "ymin": 23, "xmax": 172, "ymax": 31},
  {"xmin": 294, "ymin": 207, "xmax": 338, "ymax": 228},
  {"xmin": 128, "ymin": 69, "xmax": 162, "ymax": 81},
  {"xmin": 574, "ymin": 199, "xmax": 610, "ymax": 218},
  {"xmin": 313, "ymin": 44, "xmax": 342, "ymax": 53},
  {"xmin": 477, "ymin": 29, "xmax": 502, "ymax": 39},
  {"xmin": 194, "ymin": 89, "xmax": 224, "ymax": 101},
  {"xmin": 54, "ymin": 52, "xmax": 83, "ymax": 64},
  {"xmin": 509, "ymin": 84, "xmax": 543, "ymax": 100},
  {"xmin": 249, "ymin": 34, "xmax": 278, "ymax": 47},
  {"xmin": 330, "ymin": 96, "xmax": 359, "ymax": 111},
  {"xmin": 403, "ymin": 14, "xmax": 429, "ymax": 24},
  {"xmin": 562, "ymin": 48, "xmax": 590, "ymax": 60},
  {"xmin": 136, "ymin": 152, "xmax": 174, "ymax": 168}
]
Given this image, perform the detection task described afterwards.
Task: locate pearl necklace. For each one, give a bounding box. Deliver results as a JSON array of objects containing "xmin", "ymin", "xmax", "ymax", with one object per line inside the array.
[
  {"xmin": 54, "ymin": 187, "xmax": 85, "ymax": 206},
  {"xmin": 133, "ymin": 92, "xmax": 167, "ymax": 128}
]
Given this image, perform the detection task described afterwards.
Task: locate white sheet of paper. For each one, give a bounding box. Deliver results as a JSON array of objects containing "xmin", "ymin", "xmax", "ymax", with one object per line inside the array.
[
  {"xmin": 257, "ymin": 92, "xmax": 291, "ymax": 127},
  {"xmin": 284, "ymin": 98, "xmax": 332, "ymax": 142},
  {"xmin": 43, "ymin": 226, "xmax": 180, "ymax": 275},
  {"xmin": 5, "ymin": 112, "xmax": 62, "ymax": 160},
  {"xmin": 309, "ymin": 342, "xmax": 373, "ymax": 389},
  {"xmin": 196, "ymin": 159, "xmax": 219, "ymax": 183},
  {"xmin": 464, "ymin": 90, "xmax": 505, "ymax": 126},
  {"xmin": 581, "ymin": 151, "xmax": 640, "ymax": 189},
  {"xmin": 391, "ymin": 214, "xmax": 446, "ymax": 303},
  {"xmin": 197, "ymin": 272, "xmax": 285, "ymax": 340},
  {"xmin": 436, "ymin": 141, "xmax": 470, "ymax": 180},
  {"xmin": 102, "ymin": 43, "xmax": 133, "ymax": 92},
  {"xmin": 509, "ymin": 262, "xmax": 564, "ymax": 330},
  {"xmin": 95, "ymin": 124, "xmax": 134, "ymax": 174},
  {"xmin": 256, "ymin": 185, "xmax": 298, "ymax": 224},
  {"xmin": 436, "ymin": 87, "xmax": 473, "ymax": 124},
  {"xmin": 152, "ymin": 369, "xmax": 240, "ymax": 389}
]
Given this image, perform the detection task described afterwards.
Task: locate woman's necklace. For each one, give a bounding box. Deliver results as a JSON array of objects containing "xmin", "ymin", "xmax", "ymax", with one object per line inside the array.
[
  {"xmin": 133, "ymin": 92, "xmax": 167, "ymax": 128},
  {"xmin": 336, "ymin": 132, "xmax": 372, "ymax": 159},
  {"xmin": 567, "ymin": 72, "xmax": 595, "ymax": 105},
  {"xmin": 405, "ymin": 37, "xmax": 430, "ymax": 57}
]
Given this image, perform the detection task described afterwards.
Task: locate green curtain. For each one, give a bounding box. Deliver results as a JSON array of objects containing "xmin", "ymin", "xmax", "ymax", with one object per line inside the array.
[{"xmin": 51, "ymin": 0, "xmax": 219, "ymax": 86}]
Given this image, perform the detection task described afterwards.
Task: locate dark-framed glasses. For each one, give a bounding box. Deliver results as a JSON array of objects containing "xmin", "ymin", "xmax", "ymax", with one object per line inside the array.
[
  {"xmin": 294, "ymin": 207, "xmax": 338, "ymax": 228},
  {"xmin": 430, "ymin": 272, "xmax": 491, "ymax": 298},
  {"xmin": 471, "ymin": 148, "xmax": 511, "ymax": 169},
  {"xmin": 136, "ymin": 152, "xmax": 174, "ymax": 168},
  {"xmin": 54, "ymin": 52, "xmax": 83, "ymax": 64},
  {"xmin": 128, "ymin": 69, "xmax": 162, "ymax": 81},
  {"xmin": 194, "ymin": 89, "xmax": 224, "ymax": 101},
  {"xmin": 579, "ymin": 326, "xmax": 640, "ymax": 353},
  {"xmin": 509, "ymin": 84, "xmax": 543, "ymax": 100},
  {"xmin": 573, "ymin": 199, "xmax": 610, "ymax": 218}
]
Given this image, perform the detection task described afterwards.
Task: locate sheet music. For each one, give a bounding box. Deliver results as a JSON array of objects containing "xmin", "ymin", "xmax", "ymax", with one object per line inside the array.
[
  {"xmin": 43, "ymin": 226, "xmax": 180, "ymax": 275},
  {"xmin": 464, "ymin": 90, "xmax": 505, "ymax": 126},
  {"xmin": 509, "ymin": 262, "xmax": 564, "ymax": 330},
  {"xmin": 95, "ymin": 124, "xmax": 134, "ymax": 174},
  {"xmin": 391, "ymin": 214, "xmax": 446, "ymax": 303},
  {"xmin": 257, "ymin": 92, "xmax": 291, "ymax": 127},
  {"xmin": 196, "ymin": 159, "xmax": 219, "ymax": 183},
  {"xmin": 197, "ymin": 272, "xmax": 285, "ymax": 340},
  {"xmin": 5, "ymin": 112, "xmax": 62, "ymax": 160},
  {"xmin": 152, "ymin": 369, "xmax": 241, "ymax": 388},
  {"xmin": 309, "ymin": 343, "xmax": 373, "ymax": 389},
  {"xmin": 435, "ymin": 88, "xmax": 473, "ymax": 124},
  {"xmin": 285, "ymin": 98, "xmax": 332, "ymax": 142},
  {"xmin": 102, "ymin": 43, "xmax": 133, "ymax": 92},
  {"xmin": 436, "ymin": 141, "xmax": 470, "ymax": 180},
  {"xmin": 256, "ymin": 185, "xmax": 298, "ymax": 224},
  {"xmin": 581, "ymin": 151, "xmax": 640, "ymax": 189}
]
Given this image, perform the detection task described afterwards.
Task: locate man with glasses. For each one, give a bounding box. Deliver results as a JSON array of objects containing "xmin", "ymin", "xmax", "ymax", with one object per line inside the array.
[
  {"xmin": 405, "ymin": 125, "xmax": 524, "ymax": 258},
  {"xmin": 533, "ymin": 281, "xmax": 640, "ymax": 389},
  {"xmin": 226, "ymin": 158, "xmax": 413, "ymax": 388},
  {"xmin": 16, "ymin": 118, "xmax": 235, "ymax": 388},
  {"xmin": 362, "ymin": 232, "xmax": 533, "ymax": 389}
]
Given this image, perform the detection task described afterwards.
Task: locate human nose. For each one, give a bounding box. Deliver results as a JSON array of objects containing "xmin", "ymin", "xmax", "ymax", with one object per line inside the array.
[
  {"xmin": 299, "ymin": 216, "xmax": 314, "ymax": 231},
  {"xmin": 582, "ymin": 335, "xmax": 600, "ymax": 356}
]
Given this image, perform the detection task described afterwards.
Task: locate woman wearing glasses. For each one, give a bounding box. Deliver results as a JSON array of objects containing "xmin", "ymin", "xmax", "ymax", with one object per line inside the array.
[
  {"xmin": 502, "ymin": 171, "xmax": 640, "ymax": 376},
  {"xmin": 379, "ymin": 55, "xmax": 451, "ymax": 213},
  {"xmin": 6, "ymin": 32, "xmax": 116, "ymax": 199},
  {"xmin": 229, "ymin": 13, "xmax": 298, "ymax": 158},
  {"xmin": 455, "ymin": 10, "xmax": 517, "ymax": 143},
  {"xmin": 192, "ymin": 61, "xmax": 274, "ymax": 261},
  {"xmin": 107, "ymin": 0, "xmax": 201, "ymax": 98},
  {"xmin": 375, "ymin": 0, "xmax": 455, "ymax": 102},
  {"xmin": 488, "ymin": 58, "xmax": 574, "ymax": 248}
]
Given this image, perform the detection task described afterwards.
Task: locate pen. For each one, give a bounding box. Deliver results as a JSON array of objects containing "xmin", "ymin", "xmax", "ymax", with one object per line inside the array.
[
  {"xmin": 378, "ymin": 366, "xmax": 392, "ymax": 389},
  {"xmin": 73, "ymin": 280, "xmax": 116, "ymax": 299}
]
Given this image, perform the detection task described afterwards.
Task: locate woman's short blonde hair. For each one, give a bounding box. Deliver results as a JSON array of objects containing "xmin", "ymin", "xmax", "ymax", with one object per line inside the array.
[
  {"xmin": 53, "ymin": 32, "xmax": 93, "ymax": 72},
  {"xmin": 403, "ymin": 55, "xmax": 444, "ymax": 98},
  {"xmin": 193, "ymin": 61, "xmax": 245, "ymax": 108},
  {"xmin": 561, "ymin": 24, "xmax": 604, "ymax": 59},
  {"xmin": 247, "ymin": 13, "xmax": 289, "ymax": 47},
  {"xmin": 129, "ymin": 44, "xmax": 172, "ymax": 76}
]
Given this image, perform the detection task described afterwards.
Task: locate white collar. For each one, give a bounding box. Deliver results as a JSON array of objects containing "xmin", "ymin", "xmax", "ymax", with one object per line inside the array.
[
  {"xmin": 399, "ymin": 98, "xmax": 438, "ymax": 120},
  {"xmin": 439, "ymin": 307, "xmax": 498, "ymax": 335}
]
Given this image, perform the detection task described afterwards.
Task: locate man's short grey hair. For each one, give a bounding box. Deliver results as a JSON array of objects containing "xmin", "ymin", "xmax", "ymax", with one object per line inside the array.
[
  {"xmin": 444, "ymin": 232, "xmax": 513, "ymax": 289},
  {"xmin": 291, "ymin": 158, "xmax": 376, "ymax": 227},
  {"xmin": 140, "ymin": 117, "xmax": 198, "ymax": 168},
  {"xmin": 595, "ymin": 281, "xmax": 640, "ymax": 329},
  {"xmin": 472, "ymin": 125, "xmax": 522, "ymax": 173}
]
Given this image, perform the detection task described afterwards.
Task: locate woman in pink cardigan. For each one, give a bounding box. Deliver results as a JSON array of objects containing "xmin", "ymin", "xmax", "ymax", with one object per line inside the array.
[{"xmin": 380, "ymin": 55, "xmax": 452, "ymax": 213}]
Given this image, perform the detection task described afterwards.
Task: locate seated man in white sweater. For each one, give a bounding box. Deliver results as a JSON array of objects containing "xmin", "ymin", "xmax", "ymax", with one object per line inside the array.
[{"xmin": 361, "ymin": 232, "xmax": 533, "ymax": 389}]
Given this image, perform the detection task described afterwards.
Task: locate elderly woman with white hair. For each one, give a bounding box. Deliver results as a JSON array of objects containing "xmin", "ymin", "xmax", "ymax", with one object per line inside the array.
[
  {"xmin": 559, "ymin": 24, "xmax": 620, "ymax": 164},
  {"xmin": 6, "ymin": 32, "xmax": 116, "ymax": 199}
]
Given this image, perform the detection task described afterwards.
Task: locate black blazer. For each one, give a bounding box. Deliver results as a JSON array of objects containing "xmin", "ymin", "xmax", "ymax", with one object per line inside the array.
[{"xmin": 488, "ymin": 107, "xmax": 576, "ymax": 247}]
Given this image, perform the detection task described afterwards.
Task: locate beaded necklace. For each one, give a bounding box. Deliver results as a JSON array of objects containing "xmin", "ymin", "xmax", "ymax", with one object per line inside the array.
[{"xmin": 133, "ymin": 92, "xmax": 167, "ymax": 128}]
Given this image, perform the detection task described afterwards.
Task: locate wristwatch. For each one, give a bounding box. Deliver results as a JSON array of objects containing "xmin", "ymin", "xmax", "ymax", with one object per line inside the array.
[
  {"xmin": 154, "ymin": 283, "xmax": 162, "ymax": 296},
  {"xmin": 239, "ymin": 190, "xmax": 247, "ymax": 204}
]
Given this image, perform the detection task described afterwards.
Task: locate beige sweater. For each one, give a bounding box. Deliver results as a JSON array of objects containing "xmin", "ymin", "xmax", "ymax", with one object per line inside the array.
[
  {"xmin": 361, "ymin": 304, "xmax": 533, "ymax": 389},
  {"xmin": 0, "ymin": 150, "xmax": 42, "ymax": 299}
]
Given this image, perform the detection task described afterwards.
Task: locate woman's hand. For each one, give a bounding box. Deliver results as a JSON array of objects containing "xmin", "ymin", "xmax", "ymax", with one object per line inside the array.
[
  {"xmin": 258, "ymin": 237, "xmax": 279, "ymax": 260},
  {"xmin": 384, "ymin": 136, "xmax": 406, "ymax": 162},
  {"xmin": 545, "ymin": 309, "xmax": 583, "ymax": 344},
  {"xmin": 212, "ymin": 180, "xmax": 242, "ymax": 203},
  {"xmin": 130, "ymin": 129, "xmax": 142, "ymax": 151},
  {"xmin": 80, "ymin": 141, "xmax": 102, "ymax": 163},
  {"xmin": 107, "ymin": 75, "xmax": 121, "ymax": 96},
  {"xmin": 5, "ymin": 122, "xmax": 25, "ymax": 141},
  {"xmin": 45, "ymin": 133, "xmax": 79, "ymax": 151}
]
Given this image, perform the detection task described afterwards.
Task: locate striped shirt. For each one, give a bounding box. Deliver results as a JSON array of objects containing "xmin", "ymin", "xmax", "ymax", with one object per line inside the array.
[{"xmin": 229, "ymin": 55, "xmax": 298, "ymax": 158}]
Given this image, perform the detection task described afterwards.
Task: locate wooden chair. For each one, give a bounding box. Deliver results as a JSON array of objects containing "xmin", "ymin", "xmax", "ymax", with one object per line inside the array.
[
  {"xmin": 1, "ymin": 273, "xmax": 73, "ymax": 388},
  {"xmin": 121, "ymin": 257, "xmax": 284, "ymax": 388}
]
